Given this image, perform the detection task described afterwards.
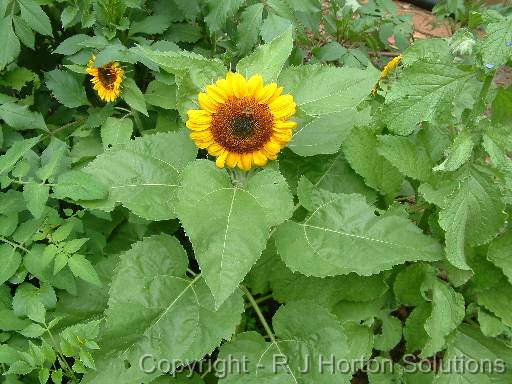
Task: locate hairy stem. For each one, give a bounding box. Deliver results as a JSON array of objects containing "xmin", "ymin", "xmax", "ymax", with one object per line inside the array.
[{"xmin": 241, "ymin": 285, "xmax": 276, "ymax": 344}]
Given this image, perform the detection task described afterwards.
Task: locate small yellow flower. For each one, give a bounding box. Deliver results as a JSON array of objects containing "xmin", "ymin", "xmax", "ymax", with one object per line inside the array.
[
  {"xmin": 372, "ymin": 55, "xmax": 402, "ymax": 96},
  {"xmin": 86, "ymin": 55, "xmax": 124, "ymax": 102},
  {"xmin": 186, "ymin": 72, "xmax": 298, "ymax": 171}
]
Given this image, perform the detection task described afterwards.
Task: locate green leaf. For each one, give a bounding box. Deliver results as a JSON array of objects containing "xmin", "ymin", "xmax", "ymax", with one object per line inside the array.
[
  {"xmin": 290, "ymin": 109, "xmax": 370, "ymax": 156},
  {"xmin": 23, "ymin": 183, "xmax": 49, "ymax": 218},
  {"xmin": 0, "ymin": 103, "xmax": 48, "ymax": 131},
  {"xmin": 236, "ymin": 3, "xmax": 264, "ymax": 55},
  {"xmin": 433, "ymin": 131, "xmax": 474, "ymax": 172},
  {"xmin": 279, "ymin": 150, "xmax": 374, "ymax": 198},
  {"xmin": 13, "ymin": 283, "xmax": 56, "ymax": 323},
  {"xmin": 394, "ymin": 263, "xmax": 437, "ymax": 306},
  {"xmin": 432, "ymin": 167, "xmax": 506, "ymax": 270},
  {"xmin": 176, "ymin": 161, "xmax": 293, "ymax": 307},
  {"xmin": 0, "ymin": 244, "xmax": 21, "ymax": 285},
  {"xmin": 0, "ymin": 16, "xmax": 21, "ymax": 70},
  {"xmin": 0, "ymin": 136, "xmax": 40, "ymax": 174},
  {"xmin": 133, "ymin": 46, "xmax": 226, "ymax": 118},
  {"xmin": 421, "ymin": 279, "xmax": 465, "ymax": 358},
  {"xmin": 477, "ymin": 279, "xmax": 512, "ymax": 328},
  {"xmin": 100, "ymin": 117, "xmax": 133, "ymax": 149},
  {"xmin": 68, "ymin": 254, "xmax": 101, "ymax": 287},
  {"xmin": 19, "ymin": 322, "xmax": 46, "ymax": 338},
  {"xmin": 129, "ymin": 14, "xmax": 171, "ymax": 36},
  {"xmin": 13, "ymin": 15, "xmax": 35, "ymax": 49},
  {"xmin": 53, "ymin": 170, "xmax": 108, "ymax": 201},
  {"xmin": 219, "ymin": 301, "xmax": 370, "ymax": 383},
  {"xmin": 382, "ymin": 59, "xmax": 472, "ymax": 135},
  {"xmin": 0, "ymin": 67, "xmax": 38, "ymax": 91},
  {"xmin": 45, "ymin": 70, "xmax": 89, "ymax": 108},
  {"xmin": 433, "ymin": 325, "xmax": 512, "ymax": 383},
  {"xmin": 374, "ymin": 315, "xmax": 402, "ymax": 351},
  {"xmin": 82, "ymin": 235, "xmax": 243, "ymax": 384},
  {"xmin": 17, "ymin": 0, "xmax": 53, "ymax": 36},
  {"xmin": 0, "ymin": 309, "xmax": 31, "ymax": 331},
  {"xmin": 404, "ymin": 303, "xmax": 431, "ymax": 353},
  {"xmin": 145, "ymin": 80, "xmax": 177, "ymax": 110},
  {"xmin": 278, "ymin": 64, "xmax": 379, "ymax": 116},
  {"xmin": 492, "ymin": 86, "xmax": 512, "ymax": 125},
  {"xmin": 36, "ymin": 137, "xmax": 69, "ymax": 182},
  {"xmin": 488, "ymin": 231, "xmax": 512, "ymax": 284},
  {"xmin": 83, "ymin": 132, "xmax": 196, "ymax": 220},
  {"xmin": 275, "ymin": 191, "xmax": 443, "ymax": 277},
  {"xmin": 377, "ymin": 135, "xmax": 434, "ymax": 181},
  {"xmin": 237, "ymin": 25, "xmax": 293, "ymax": 82},
  {"xmin": 204, "ymin": 0, "xmax": 245, "ymax": 32},
  {"xmin": 260, "ymin": 13, "xmax": 292, "ymax": 43},
  {"xmin": 121, "ymin": 77, "xmax": 148, "ymax": 116},
  {"xmin": 478, "ymin": 15, "xmax": 512, "ymax": 68},
  {"xmin": 344, "ymin": 126, "xmax": 403, "ymax": 196}
]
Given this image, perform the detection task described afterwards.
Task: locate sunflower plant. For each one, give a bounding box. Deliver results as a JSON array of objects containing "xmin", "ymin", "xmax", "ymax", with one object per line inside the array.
[{"xmin": 1, "ymin": 1, "xmax": 512, "ymax": 384}]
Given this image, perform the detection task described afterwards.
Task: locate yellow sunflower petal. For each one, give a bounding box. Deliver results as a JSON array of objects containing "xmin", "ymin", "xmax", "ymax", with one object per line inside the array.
[
  {"xmin": 216, "ymin": 150, "xmax": 229, "ymax": 168},
  {"xmin": 239, "ymin": 153, "xmax": 253, "ymax": 171},
  {"xmin": 207, "ymin": 143, "xmax": 224, "ymax": 156},
  {"xmin": 228, "ymin": 72, "xmax": 248, "ymax": 98},
  {"xmin": 252, "ymin": 150, "xmax": 268, "ymax": 167},
  {"xmin": 269, "ymin": 95, "xmax": 296, "ymax": 120},
  {"xmin": 187, "ymin": 109, "xmax": 212, "ymax": 123},
  {"xmin": 226, "ymin": 152, "xmax": 240, "ymax": 168},
  {"xmin": 272, "ymin": 129, "xmax": 293, "ymax": 143},
  {"xmin": 206, "ymin": 84, "xmax": 229, "ymax": 104},
  {"xmin": 215, "ymin": 78, "xmax": 234, "ymax": 99},
  {"xmin": 247, "ymin": 74, "xmax": 264, "ymax": 96},
  {"xmin": 190, "ymin": 130, "xmax": 213, "ymax": 141},
  {"xmin": 274, "ymin": 120, "xmax": 297, "ymax": 130},
  {"xmin": 198, "ymin": 92, "xmax": 219, "ymax": 113},
  {"xmin": 255, "ymin": 82, "xmax": 277, "ymax": 104}
]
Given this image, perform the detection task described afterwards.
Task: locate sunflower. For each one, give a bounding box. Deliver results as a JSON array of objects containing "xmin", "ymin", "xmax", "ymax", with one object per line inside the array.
[
  {"xmin": 86, "ymin": 55, "xmax": 124, "ymax": 102},
  {"xmin": 186, "ymin": 72, "xmax": 297, "ymax": 171}
]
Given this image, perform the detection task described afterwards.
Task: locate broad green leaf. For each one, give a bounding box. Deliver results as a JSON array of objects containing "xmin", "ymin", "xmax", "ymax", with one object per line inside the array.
[
  {"xmin": 377, "ymin": 135, "xmax": 434, "ymax": 181},
  {"xmin": 0, "ymin": 103, "xmax": 47, "ymax": 131},
  {"xmin": 278, "ymin": 64, "xmax": 379, "ymax": 116},
  {"xmin": 404, "ymin": 303, "xmax": 431, "ymax": 353},
  {"xmin": 17, "ymin": 0, "xmax": 53, "ymax": 36},
  {"xmin": 0, "ymin": 309, "xmax": 30, "ymax": 331},
  {"xmin": 421, "ymin": 280, "xmax": 465, "ymax": 358},
  {"xmin": 260, "ymin": 13, "xmax": 292, "ymax": 43},
  {"xmin": 0, "ymin": 16, "xmax": 21, "ymax": 70},
  {"xmin": 433, "ymin": 130, "xmax": 474, "ymax": 172},
  {"xmin": 53, "ymin": 170, "xmax": 108, "ymax": 201},
  {"xmin": 236, "ymin": 3, "xmax": 264, "ymax": 55},
  {"xmin": 145, "ymin": 80, "xmax": 177, "ymax": 109},
  {"xmin": 344, "ymin": 126, "xmax": 403, "ymax": 196},
  {"xmin": 100, "ymin": 117, "xmax": 133, "ymax": 149},
  {"xmin": 275, "ymin": 191, "xmax": 443, "ymax": 277},
  {"xmin": 23, "ymin": 183, "xmax": 49, "ymax": 218},
  {"xmin": 133, "ymin": 46, "xmax": 226, "ymax": 117},
  {"xmin": 477, "ymin": 279, "xmax": 512, "ymax": 328},
  {"xmin": 45, "ymin": 70, "xmax": 89, "ymax": 108},
  {"xmin": 82, "ymin": 235, "xmax": 243, "ymax": 384},
  {"xmin": 237, "ymin": 25, "xmax": 293, "ymax": 82},
  {"xmin": 492, "ymin": 86, "xmax": 512, "ymax": 125},
  {"xmin": 13, "ymin": 15, "xmax": 35, "ymax": 49},
  {"xmin": 129, "ymin": 14, "xmax": 171, "ymax": 36},
  {"xmin": 289, "ymin": 108, "xmax": 370, "ymax": 156},
  {"xmin": 204, "ymin": 0, "xmax": 245, "ymax": 32},
  {"xmin": 488, "ymin": 231, "xmax": 512, "ymax": 284},
  {"xmin": 433, "ymin": 167, "xmax": 506, "ymax": 270},
  {"xmin": 0, "ymin": 244, "xmax": 21, "ymax": 285},
  {"xmin": 0, "ymin": 136, "xmax": 40, "ymax": 175},
  {"xmin": 219, "ymin": 301, "xmax": 370, "ymax": 383},
  {"xmin": 0, "ymin": 67, "xmax": 38, "ymax": 91},
  {"xmin": 478, "ymin": 15, "xmax": 512, "ymax": 68},
  {"xmin": 433, "ymin": 325, "xmax": 512, "ymax": 383},
  {"xmin": 20, "ymin": 322, "xmax": 46, "ymax": 338},
  {"xmin": 84, "ymin": 132, "xmax": 196, "ymax": 220},
  {"xmin": 382, "ymin": 59, "xmax": 472, "ymax": 135},
  {"xmin": 68, "ymin": 254, "xmax": 101, "ymax": 287},
  {"xmin": 176, "ymin": 161, "xmax": 293, "ymax": 307},
  {"xmin": 121, "ymin": 77, "xmax": 148, "ymax": 116},
  {"xmin": 36, "ymin": 138, "xmax": 70, "ymax": 182},
  {"xmin": 478, "ymin": 308, "xmax": 508, "ymax": 338},
  {"xmin": 13, "ymin": 283, "xmax": 56, "ymax": 323},
  {"xmin": 394, "ymin": 263, "xmax": 437, "ymax": 306},
  {"xmin": 279, "ymin": 150, "xmax": 374, "ymax": 198}
]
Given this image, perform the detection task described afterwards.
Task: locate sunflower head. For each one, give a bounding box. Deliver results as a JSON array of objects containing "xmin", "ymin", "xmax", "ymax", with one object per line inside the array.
[
  {"xmin": 186, "ymin": 72, "xmax": 297, "ymax": 171},
  {"xmin": 86, "ymin": 55, "xmax": 124, "ymax": 102}
]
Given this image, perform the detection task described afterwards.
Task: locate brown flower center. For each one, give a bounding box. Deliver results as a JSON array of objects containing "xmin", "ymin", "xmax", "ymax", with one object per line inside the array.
[
  {"xmin": 97, "ymin": 65, "xmax": 118, "ymax": 90},
  {"xmin": 210, "ymin": 97, "xmax": 274, "ymax": 153}
]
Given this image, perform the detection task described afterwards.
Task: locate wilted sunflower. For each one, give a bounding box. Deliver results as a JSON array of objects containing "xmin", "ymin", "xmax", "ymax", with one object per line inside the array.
[
  {"xmin": 186, "ymin": 72, "xmax": 297, "ymax": 171},
  {"xmin": 86, "ymin": 55, "xmax": 124, "ymax": 102}
]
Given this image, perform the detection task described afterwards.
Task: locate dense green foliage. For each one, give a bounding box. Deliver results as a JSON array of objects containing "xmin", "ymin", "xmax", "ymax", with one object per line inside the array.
[{"xmin": 1, "ymin": 0, "xmax": 512, "ymax": 383}]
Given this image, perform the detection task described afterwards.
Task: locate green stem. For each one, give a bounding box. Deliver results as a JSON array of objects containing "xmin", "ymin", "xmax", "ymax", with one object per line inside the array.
[
  {"xmin": 45, "ymin": 325, "xmax": 78, "ymax": 382},
  {"xmin": 132, "ymin": 109, "xmax": 144, "ymax": 135},
  {"xmin": 468, "ymin": 72, "xmax": 494, "ymax": 126},
  {"xmin": 244, "ymin": 293, "xmax": 273, "ymax": 310},
  {"xmin": 241, "ymin": 285, "xmax": 276, "ymax": 344}
]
